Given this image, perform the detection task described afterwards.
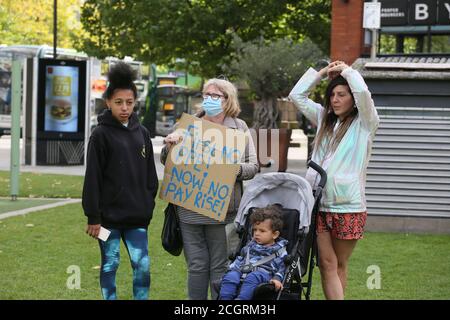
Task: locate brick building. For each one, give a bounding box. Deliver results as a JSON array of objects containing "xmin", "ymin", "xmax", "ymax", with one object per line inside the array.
[
  {"xmin": 331, "ymin": 0, "xmax": 450, "ymax": 63},
  {"xmin": 331, "ymin": 0, "xmax": 370, "ymax": 64}
]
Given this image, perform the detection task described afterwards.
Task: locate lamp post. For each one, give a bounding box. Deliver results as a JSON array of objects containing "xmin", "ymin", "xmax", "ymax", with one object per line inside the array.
[
  {"xmin": 363, "ymin": 0, "xmax": 381, "ymax": 60},
  {"xmin": 371, "ymin": 0, "xmax": 378, "ymax": 60},
  {"xmin": 53, "ymin": 0, "xmax": 57, "ymax": 59}
]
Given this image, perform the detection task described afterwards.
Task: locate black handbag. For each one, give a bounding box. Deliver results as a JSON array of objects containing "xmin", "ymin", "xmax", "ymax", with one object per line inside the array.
[{"xmin": 161, "ymin": 203, "xmax": 183, "ymax": 256}]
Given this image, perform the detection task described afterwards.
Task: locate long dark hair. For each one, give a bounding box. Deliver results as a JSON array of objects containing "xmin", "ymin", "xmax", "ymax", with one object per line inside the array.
[
  {"xmin": 103, "ymin": 62, "xmax": 138, "ymax": 100},
  {"xmin": 313, "ymin": 76, "xmax": 358, "ymax": 155}
]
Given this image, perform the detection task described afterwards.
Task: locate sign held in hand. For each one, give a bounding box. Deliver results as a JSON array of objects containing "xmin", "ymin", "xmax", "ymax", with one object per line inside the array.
[{"xmin": 160, "ymin": 113, "xmax": 246, "ymax": 222}]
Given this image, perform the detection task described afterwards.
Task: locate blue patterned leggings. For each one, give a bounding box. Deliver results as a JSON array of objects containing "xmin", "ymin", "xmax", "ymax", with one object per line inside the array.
[{"xmin": 98, "ymin": 228, "xmax": 150, "ymax": 300}]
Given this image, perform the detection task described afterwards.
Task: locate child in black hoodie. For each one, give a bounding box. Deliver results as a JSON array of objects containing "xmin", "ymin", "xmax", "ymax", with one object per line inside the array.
[{"xmin": 82, "ymin": 62, "xmax": 158, "ymax": 300}]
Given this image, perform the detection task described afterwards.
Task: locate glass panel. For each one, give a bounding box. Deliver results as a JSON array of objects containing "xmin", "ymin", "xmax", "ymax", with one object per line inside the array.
[
  {"xmin": 379, "ymin": 34, "xmax": 397, "ymax": 54},
  {"xmin": 430, "ymin": 35, "xmax": 450, "ymax": 53}
]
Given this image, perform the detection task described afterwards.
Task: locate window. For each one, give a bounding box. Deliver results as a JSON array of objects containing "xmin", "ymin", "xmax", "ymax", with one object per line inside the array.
[{"xmin": 378, "ymin": 26, "xmax": 450, "ymax": 54}]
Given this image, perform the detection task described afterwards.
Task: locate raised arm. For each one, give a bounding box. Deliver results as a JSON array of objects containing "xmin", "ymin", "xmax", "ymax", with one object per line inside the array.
[
  {"xmin": 288, "ymin": 67, "xmax": 326, "ymax": 127},
  {"xmin": 340, "ymin": 67, "xmax": 379, "ymax": 133}
]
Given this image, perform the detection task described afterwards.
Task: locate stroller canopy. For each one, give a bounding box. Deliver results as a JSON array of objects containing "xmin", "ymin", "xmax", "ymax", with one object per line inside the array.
[{"xmin": 235, "ymin": 172, "xmax": 315, "ymax": 230}]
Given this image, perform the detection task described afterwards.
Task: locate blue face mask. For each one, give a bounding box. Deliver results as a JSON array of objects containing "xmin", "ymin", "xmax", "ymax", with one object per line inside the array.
[{"xmin": 202, "ymin": 96, "xmax": 223, "ymax": 117}]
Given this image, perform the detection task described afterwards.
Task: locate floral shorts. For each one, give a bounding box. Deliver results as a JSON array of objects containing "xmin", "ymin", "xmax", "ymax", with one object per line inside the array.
[{"xmin": 316, "ymin": 211, "xmax": 367, "ymax": 240}]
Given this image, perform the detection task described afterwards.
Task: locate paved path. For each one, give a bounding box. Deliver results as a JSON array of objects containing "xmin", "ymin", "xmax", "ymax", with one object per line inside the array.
[
  {"xmin": 0, "ymin": 130, "xmax": 309, "ymax": 178},
  {"xmin": 0, "ymin": 198, "xmax": 81, "ymax": 220}
]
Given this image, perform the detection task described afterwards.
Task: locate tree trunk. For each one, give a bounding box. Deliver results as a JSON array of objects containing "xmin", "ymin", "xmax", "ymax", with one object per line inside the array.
[{"xmin": 252, "ymin": 97, "xmax": 279, "ymax": 130}]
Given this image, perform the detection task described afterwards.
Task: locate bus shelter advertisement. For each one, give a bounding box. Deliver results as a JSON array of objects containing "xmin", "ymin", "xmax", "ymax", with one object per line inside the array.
[
  {"xmin": 0, "ymin": 54, "xmax": 12, "ymax": 125},
  {"xmin": 160, "ymin": 113, "xmax": 246, "ymax": 221},
  {"xmin": 44, "ymin": 65, "xmax": 79, "ymax": 133}
]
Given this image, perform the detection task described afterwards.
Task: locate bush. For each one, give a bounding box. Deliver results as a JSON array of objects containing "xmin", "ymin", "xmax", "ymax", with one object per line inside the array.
[{"xmin": 227, "ymin": 36, "xmax": 326, "ymax": 129}]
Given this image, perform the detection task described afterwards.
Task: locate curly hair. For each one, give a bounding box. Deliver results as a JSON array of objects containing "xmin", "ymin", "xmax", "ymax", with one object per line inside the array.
[
  {"xmin": 103, "ymin": 61, "xmax": 138, "ymax": 100},
  {"xmin": 250, "ymin": 204, "xmax": 283, "ymax": 233}
]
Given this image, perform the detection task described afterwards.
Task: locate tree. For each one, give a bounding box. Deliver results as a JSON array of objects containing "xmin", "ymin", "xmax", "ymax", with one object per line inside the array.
[
  {"xmin": 0, "ymin": 0, "xmax": 84, "ymax": 48},
  {"xmin": 227, "ymin": 36, "xmax": 325, "ymax": 129},
  {"xmin": 75, "ymin": 0, "xmax": 331, "ymax": 77}
]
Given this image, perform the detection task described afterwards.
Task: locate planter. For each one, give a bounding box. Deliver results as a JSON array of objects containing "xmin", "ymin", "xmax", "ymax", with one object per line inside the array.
[
  {"xmin": 278, "ymin": 99, "xmax": 299, "ymax": 129},
  {"xmin": 254, "ymin": 128, "xmax": 292, "ymax": 172}
]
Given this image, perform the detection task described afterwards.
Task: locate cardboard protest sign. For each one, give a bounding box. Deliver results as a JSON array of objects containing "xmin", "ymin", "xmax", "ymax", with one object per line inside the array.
[{"xmin": 160, "ymin": 113, "xmax": 247, "ymax": 222}]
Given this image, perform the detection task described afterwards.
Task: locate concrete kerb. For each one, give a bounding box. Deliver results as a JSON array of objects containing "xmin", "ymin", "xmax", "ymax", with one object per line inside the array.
[{"xmin": 0, "ymin": 198, "xmax": 81, "ymax": 220}]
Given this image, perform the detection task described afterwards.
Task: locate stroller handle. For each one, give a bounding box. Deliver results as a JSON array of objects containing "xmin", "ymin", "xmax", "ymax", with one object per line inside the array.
[{"xmin": 307, "ymin": 160, "xmax": 327, "ymax": 189}]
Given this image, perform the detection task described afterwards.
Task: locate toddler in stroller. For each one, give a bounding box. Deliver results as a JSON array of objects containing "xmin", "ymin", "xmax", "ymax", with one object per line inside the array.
[
  {"xmin": 219, "ymin": 205, "xmax": 288, "ymax": 300},
  {"xmin": 224, "ymin": 162, "xmax": 326, "ymax": 300}
]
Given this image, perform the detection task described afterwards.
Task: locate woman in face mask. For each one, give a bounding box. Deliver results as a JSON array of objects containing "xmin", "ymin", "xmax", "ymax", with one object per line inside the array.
[{"xmin": 160, "ymin": 78, "xmax": 259, "ymax": 300}]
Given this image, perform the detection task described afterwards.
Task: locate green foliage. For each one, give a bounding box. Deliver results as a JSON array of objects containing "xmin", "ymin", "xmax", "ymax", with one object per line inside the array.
[
  {"xmin": 431, "ymin": 35, "xmax": 450, "ymax": 53},
  {"xmin": 379, "ymin": 34, "xmax": 397, "ymax": 55},
  {"xmin": 76, "ymin": 0, "xmax": 331, "ymax": 77},
  {"xmin": 379, "ymin": 34, "xmax": 450, "ymax": 54},
  {"xmin": 228, "ymin": 36, "xmax": 325, "ymax": 100},
  {"xmin": 0, "ymin": 6, "xmax": 12, "ymax": 40},
  {"xmin": 282, "ymin": 0, "xmax": 332, "ymax": 54},
  {"xmin": 379, "ymin": 34, "xmax": 419, "ymax": 54},
  {"xmin": 0, "ymin": 0, "xmax": 84, "ymax": 48},
  {"xmin": 227, "ymin": 36, "xmax": 325, "ymax": 128}
]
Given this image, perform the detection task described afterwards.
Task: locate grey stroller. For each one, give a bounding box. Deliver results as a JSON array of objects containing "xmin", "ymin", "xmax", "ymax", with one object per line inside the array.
[{"xmin": 231, "ymin": 161, "xmax": 327, "ymax": 300}]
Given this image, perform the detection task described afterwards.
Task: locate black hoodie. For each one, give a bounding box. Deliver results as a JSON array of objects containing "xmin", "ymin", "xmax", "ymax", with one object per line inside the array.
[{"xmin": 82, "ymin": 109, "xmax": 158, "ymax": 229}]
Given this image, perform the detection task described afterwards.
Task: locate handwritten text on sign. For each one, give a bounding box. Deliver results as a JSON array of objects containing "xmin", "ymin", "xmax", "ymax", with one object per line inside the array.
[{"xmin": 160, "ymin": 113, "xmax": 246, "ymax": 221}]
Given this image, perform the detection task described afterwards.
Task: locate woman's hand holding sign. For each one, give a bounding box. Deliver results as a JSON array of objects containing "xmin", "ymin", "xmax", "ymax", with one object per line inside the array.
[{"xmin": 164, "ymin": 132, "xmax": 183, "ymax": 148}]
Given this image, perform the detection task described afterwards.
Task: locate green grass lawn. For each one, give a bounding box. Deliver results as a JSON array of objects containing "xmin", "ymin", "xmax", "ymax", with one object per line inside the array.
[
  {"xmin": 0, "ymin": 201, "xmax": 187, "ymax": 300},
  {"xmin": 1, "ymin": 201, "xmax": 449, "ymax": 300},
  {"xmin": 0, "ymin": 170, "xmax": 449, "ymax": 300},
  {"xmin": 0, "ymin": 171, "xmax": 83, "ymax": 198},
  {"xmin": 346, "ymin": 232, "xmax": 450, "ymax": 299}
]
